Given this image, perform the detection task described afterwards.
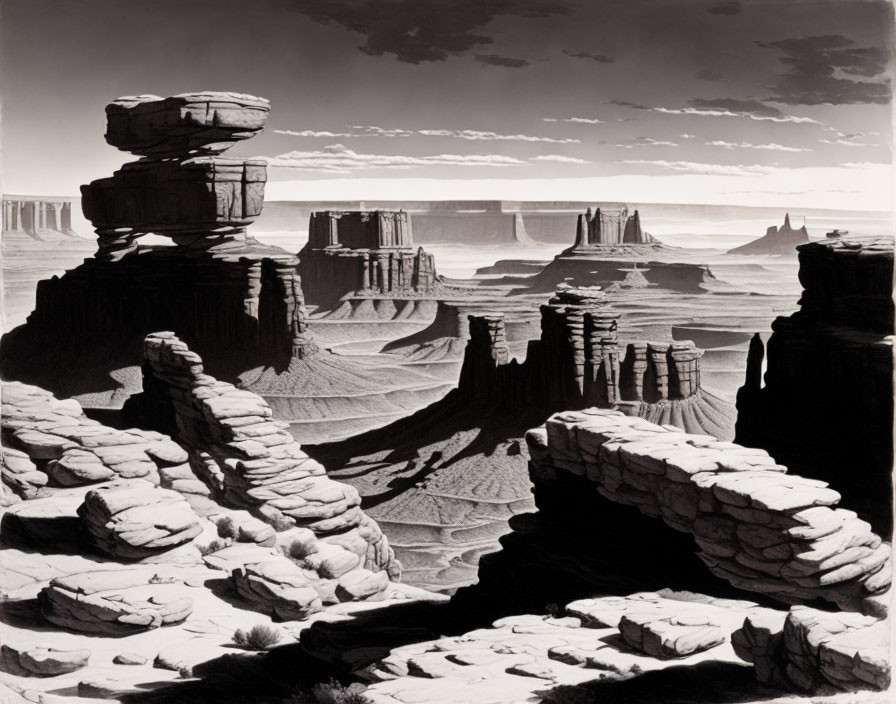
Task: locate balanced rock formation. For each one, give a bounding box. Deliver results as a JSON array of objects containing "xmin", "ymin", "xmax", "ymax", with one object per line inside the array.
[
  {"xmin": 728, "ymin": 213, "xmax": 809, "ymax": 255},
  {"xmin": 133, "ymin": 332, "xmax": 400, "ymax": 579},
  {"xmin": 736, "ymin": 235, "xmax": 894, "ymax": 535},
  {"xmin": 0, "ymin": 92, "xmax": 317, "ymax": 409},
  {"xmin": 298, "ymin": 210, "xmax": 439, "ymax": 308}
]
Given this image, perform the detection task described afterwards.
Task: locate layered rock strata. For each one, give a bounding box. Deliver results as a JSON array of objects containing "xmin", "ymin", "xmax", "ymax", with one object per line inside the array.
[
  {"xmin": 457, "ymin": 285, "xmax": 731, "ymax": 438},
  {"xmin": 736, "ymin": 235, "xmax": 894, "ymax": 535},
  {"xmin": 0, "ymin": 92, "xmax": 319, "ymax": 404},
  {"xmin": 525, "ymin": 409, "xmax": 889, "ymax": 613},
  {"xmin": 733, "ymin": 605, "xmax": 889, "ymax": 691},
  {"xmin": 135, "ymin": 332, "xmax": 400, "ymax": 580},
  {"xmin": 299, "ymin": 210, "xmax": 439, "ymax": 307},
  {"xmin": 1, "ymin": 381, "xmax": 188, "ymax": 497},
  {"xmin": 84, "ymin": 92, "xmax": 270, "ymax": 259}
]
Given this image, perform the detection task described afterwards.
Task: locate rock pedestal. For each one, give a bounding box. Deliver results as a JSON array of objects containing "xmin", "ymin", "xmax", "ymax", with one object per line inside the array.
[{"xmin": 82, "ymin": 92, "xmax": 271, "ymax": 260}]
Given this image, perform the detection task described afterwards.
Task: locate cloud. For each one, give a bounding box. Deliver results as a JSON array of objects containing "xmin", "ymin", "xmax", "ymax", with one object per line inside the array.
[
  {"xmin": 618, "ymin": 159, "xmax": 771, "ymax": 177},
  {"xmin": 264, "ymin": 143, "xmax": 526, "ymax": 173},
  {"xmin": 543, "ymin": 117, "xmax": 605, "ymax": 124},
  {"xmin": 275, "ymin": 126, "xmax": 413, "ymax": 138},
  {"xmin": 707, "ymin": 1, "xmax": 741, "ymax": 15},
  {"xmin": 680, "ymin": 133, "xmax": 695, "ymax": 139},
  {"xmin": 611, "ymin": 99, "xmax": 650, "ymax": 110},
  {"xmin": 611, "ymin": 137, "xmax": 680, "ymax": 148},
  {"xmin": 418, "ymin": 129, "xmax": 579, "ymax": 143},
  {"xmin": 818, "ymin": 138, "xmax": 881, "ymax": 147},
  {"xmin": 562, "ymin": 49, "xmax": 614, "ymax": 63},
  {"xmin": 293, "ymin": 0, "xmax": 570, "ymax": 64},
  {"xmin": 532, "ymin": 154, "xmax": 590, "ymax": 163},
  {"xmin": 706, "ymin": 140, "xmax": 812, "ymax": 152},
  {"xmin": 757, "ymin": 34, "xmax": 891, "ymax": 105},
  {"xmin": 278, "ymin": 126, "xmax": 578, "ymax": 143},
  {"xmin": 613, "ymin": 96, "xmax": 824, "ymax": 124},
  {"xmin": 474, "ymin": 53, "xmax": 529, "ymax": 67}
]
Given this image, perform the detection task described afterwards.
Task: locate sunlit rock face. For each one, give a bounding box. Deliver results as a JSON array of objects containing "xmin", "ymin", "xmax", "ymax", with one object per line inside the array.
[
  {"xmin": 735, "ymin": 235, "xmax": 894, "ymax": 536},
  {"xmin": 298, "ymin": 210, "xmax": 439, "ymax": 307},
  {"xmin": 727, "ymin": 213, "xmax": 810, "ymax": 256}
]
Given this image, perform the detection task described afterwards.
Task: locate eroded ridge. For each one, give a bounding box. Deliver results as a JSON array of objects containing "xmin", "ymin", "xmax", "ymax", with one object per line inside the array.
[
  {"xmin": 526, "ymin": 409, "xmax": 890, "ymax": 613},
  {"xmin": 140, "ymin": 332, "xmax": 400, "ymax": 579}
]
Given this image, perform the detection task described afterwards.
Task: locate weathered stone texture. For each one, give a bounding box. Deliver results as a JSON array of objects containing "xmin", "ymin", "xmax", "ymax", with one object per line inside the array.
[
  {"xmin": 526, "ymin": 408, "xmax": 889, "ymax": 612},
  {"xmin": 138, "ymin": 332, "xmax": 400, "ymax": 582}
]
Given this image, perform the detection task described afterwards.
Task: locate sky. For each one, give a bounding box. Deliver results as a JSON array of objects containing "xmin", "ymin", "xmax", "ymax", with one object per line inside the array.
[{"xmin": 1, "ymin": 0, "xmax": 893, "ymax": 210}]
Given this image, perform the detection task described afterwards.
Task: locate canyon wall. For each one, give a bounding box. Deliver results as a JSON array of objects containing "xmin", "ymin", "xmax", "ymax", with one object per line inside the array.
[
  {"xmin": 456, "ymin": 285, "xmax": 732, "ymax": 438},
  {"xmin": 735, "ymin": 235, "xmax": 893, "ymax": 535},
  {"xmin": 2, "ymin": 197, "xmax": 77, "ymax": 237}
]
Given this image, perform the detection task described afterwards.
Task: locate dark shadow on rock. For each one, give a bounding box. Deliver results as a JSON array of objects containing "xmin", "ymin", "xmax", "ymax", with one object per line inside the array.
[{"xmin": 540, "ymin": 661, "xmax": 781, "ymax": 704}]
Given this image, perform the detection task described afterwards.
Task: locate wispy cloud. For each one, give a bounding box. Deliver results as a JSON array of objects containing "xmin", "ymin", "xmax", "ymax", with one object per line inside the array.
[
  {"xmin": 706, "ymin": 140, "xmax": 812, "ymax": 152},
  {"xmin": 278, "ymin": 125, "xmax": 578, "ymax": 143},
  {"xmin": 653, "ymin": 106, "xmax": 822, "ymax": 124},
  {"xmin": 550, "ymin": 117, "xmax": 606, "ymax": 124},
  {"xmin": 264, "ymin": 144, "xmax": 527, "ymax": 173},
  {"xmin": 618, "ymin": 159, "xmax": 772, "ymax": 177},
  {"xmin": 680, "ymin": 133, "xmax": 695, "ymax": 139},
  {"xmin": 532, "ymin": 154, "xmax": 590, "ymax": 163},
  {"xmin": 417, "ymin": 129, "xmax": 579, "ymax": 143},
  {"xmin": 610, "ymin": 137, "xmax": 680, "ymax": 148},
  {"xmin": 474, "ymin": 53, "xmax": 529, "ymax": 67},
  {"xmin": 562, "ymin": 49, "xmax": 614, "ymax": 63}
]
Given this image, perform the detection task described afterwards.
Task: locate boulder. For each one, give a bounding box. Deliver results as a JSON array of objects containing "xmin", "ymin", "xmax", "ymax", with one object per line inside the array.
[
  {"xmin": 619, "ymin": 613, "xmax": 726, "ymax": 659},
  {"xmin": 39, "ymin": 567, "xmax": 193, "ymax": 634},
  {"xmin": 78, "ymin": 481, "xmax": 203, "ymax": 559},
  {"xmin": 231, "ymin": 556, "xmax": 323, "ymax": 621},
  {"xmin": 0, "ymin": 644, "xmax": 90, "ymax": 676}
]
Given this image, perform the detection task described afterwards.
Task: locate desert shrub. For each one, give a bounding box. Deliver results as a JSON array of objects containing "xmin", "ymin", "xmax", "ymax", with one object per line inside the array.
[
  {"xmin": 177, "ymin": 665, "xmax": 193, "ymax": 679},
  {"xmin": 216, "ymin": 516, "xmax": 239, "ymax": 539},
  {"xmin": 233, "ymin": 624, "xmax": 282, "ymax": 650},
  {"xmin": 283, "ymin": 679, "xmax": 372, "ymax": 704},
  {"xmin": 198, "ymin": 538, "xmax": 231, "ymax": 556},
  {"xmin": 544, "ymin": 602, "xmax": 562, "ymax": 618}
]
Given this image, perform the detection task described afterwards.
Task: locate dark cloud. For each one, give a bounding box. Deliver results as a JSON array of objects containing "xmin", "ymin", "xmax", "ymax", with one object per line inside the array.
[
  {"xmin": 474, "ymin": 53, "xmax": 529, "ymax": 67},
  {"xmin": 757, "ymin": 34, "xmax": 891, "ymax": 104},
  {"xmin": 562, "ymin": 49, "xmax": 614, "ymax": 63},
  {"xmin": 610, "ymin": 99, "xmax": 650, "ymax": 110},
  {"xmin": 707, "ymin": 1, "xmax": 741, "ymax": 15},
  {"xmin": 688, "ymin": 97, "xmax": 785, "ymax": 117},
  {"xmin": 695, "ymin": 68, "xmax": 728, "ymax": 82},
  {"xmin": 293, "ymin": 0, "xmax": 570, "ymax": 64}
]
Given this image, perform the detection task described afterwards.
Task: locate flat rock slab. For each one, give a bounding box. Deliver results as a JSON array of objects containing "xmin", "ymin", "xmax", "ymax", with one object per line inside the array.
[
  {"xmin": 0, "ymin": 644, "xmax": 90, "ymax": 676},
  {"xmin": 619, "ymin": 613, "xmax": 726, "ymax": 659},
  {"xmin": 38, "ymin": 566, "xmax": 194, "ymax": 635}
]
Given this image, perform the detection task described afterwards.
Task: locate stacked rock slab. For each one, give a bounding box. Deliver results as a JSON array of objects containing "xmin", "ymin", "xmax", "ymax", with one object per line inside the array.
[
  {"xmin": 735, "ymin": 235, "xmax": 894, "ymax": 535},
  {"xmin": 0, "ymin": 92, "xmax": 317, "ymax": 400},
  {"xmin": 526, "ymin": 409, "xmax": 890, "ymax": 613},
  {"xmin": 733, "ymin": 605, "xmax": 889, "ymax": 691},
  {"xmin": 1, "ymin": 381, "xmax": 189, "ymax": 496},
  {"xmin": 138, "ymin": 332, "xmax": 400, "ymax": 580},
  {"xmin": 83, "ymin": 92, "xmax": 270, "ymax": 259}
]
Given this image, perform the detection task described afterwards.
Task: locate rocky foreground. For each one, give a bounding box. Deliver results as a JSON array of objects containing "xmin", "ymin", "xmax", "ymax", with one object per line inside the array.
[{"xmin": 0, "ymin": 360, "xmax": 441, "ymax": 701}]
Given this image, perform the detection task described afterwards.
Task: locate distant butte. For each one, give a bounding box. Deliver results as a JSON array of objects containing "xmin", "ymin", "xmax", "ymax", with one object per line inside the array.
[{"xmin": 727, "ymin": 213, "xmax": 810, "ymax": 255}]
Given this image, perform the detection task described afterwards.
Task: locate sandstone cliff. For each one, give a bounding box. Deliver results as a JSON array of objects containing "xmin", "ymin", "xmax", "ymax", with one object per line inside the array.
[
  {"xmin": 735, "ymin": 235, "xmax": 894, "ymax": 535},
  {"xmin": 727, "ymin": 213, "xmax": 810, "ymax": 256}
]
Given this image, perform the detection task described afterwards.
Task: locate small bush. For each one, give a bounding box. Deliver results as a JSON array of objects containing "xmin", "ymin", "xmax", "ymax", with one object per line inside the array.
[
  {"xmin": 216, "ymin": 516, "xmax": 239, "ymax": 539},
  {"xmin": 198, "ymin": 538, "xmax": 231, "ymax": 556},
  {"xmin": 544, "ymin": 602, "xmax": 562, "ymax": 618},
  {"xmin": 177, "ymin": 665, "xmax": 193, "ymax": 679},
  {"xmin": 233, "ymin": 624, "xmax": 282, "ymax": 650},
  {"xmin": 283, "ymin": 679, "xmax": 372, "ymax": 704},
  {"xmin": 287, "ymin": 537, "xmax": 316, "ymax": 560}
]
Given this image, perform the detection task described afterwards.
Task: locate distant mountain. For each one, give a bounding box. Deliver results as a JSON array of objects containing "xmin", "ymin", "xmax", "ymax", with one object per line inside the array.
[{"xmin": 727, "ymin": 213, "xmax": 809, "ymax": 255}]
